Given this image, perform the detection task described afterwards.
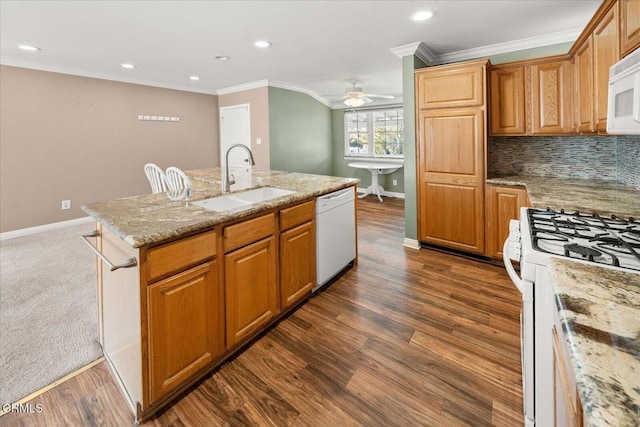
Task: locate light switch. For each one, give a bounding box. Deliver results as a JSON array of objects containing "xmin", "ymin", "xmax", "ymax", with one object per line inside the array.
[{"xmin": 256, "ymin": 138, "xmax": 262, "ymax": 145}]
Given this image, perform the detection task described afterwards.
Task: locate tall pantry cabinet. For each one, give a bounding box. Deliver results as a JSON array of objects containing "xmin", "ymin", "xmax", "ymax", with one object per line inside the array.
[{"xmin": 415, "ymin": 60, "xmax": 489, "ymax": 254}]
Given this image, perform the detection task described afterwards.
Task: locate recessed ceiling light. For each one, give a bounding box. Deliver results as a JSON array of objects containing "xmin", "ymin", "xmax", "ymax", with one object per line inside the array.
[
  {"xmin": 215, "ymin": 55, "xmax": 230, "ymax": 61},
  {"xmin": 18, "ymin": 44, "xmax": 41, "ymax": 52},
  {"xmin": 120, "ymin": 63, "xmax": 136, "ymax": 69},
  {"xmin": 190, "ymin": 76, "xmax": 200, "ymax": 81},
  {"xmin": 412, "ymin": 10, "xmax": 434, "ymax": 21},
  {"xmin": 254, "ymin": 40, "xmax": 272, "ymax": 48}
]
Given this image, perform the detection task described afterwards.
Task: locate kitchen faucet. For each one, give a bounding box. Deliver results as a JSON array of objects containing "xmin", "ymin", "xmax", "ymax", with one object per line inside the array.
[{"xmin": 223, "ymin": 143, "xmax": 256, "ymax": 192}]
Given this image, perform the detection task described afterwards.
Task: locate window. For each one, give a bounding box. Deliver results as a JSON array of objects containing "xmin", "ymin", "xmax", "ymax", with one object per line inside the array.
[{"xmin": 345, "ymin": 107, "xmax": 404, "ymax": 158}]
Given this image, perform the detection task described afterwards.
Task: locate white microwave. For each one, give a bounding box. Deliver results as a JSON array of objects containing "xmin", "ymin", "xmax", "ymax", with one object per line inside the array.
[{"xmin": 607, "ymin": 47, "xmax": 640, "ymax": 135}]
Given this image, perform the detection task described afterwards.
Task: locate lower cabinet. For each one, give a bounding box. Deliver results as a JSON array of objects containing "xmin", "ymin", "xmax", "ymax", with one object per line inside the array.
[
  {"xmin": 280, "ymin": 221, "xmax": 315, "ymax": 309},
  {"xmin": 225, "ymin": 236, "xmax": 278, "ymax": 348},
  {"xmin": 147, "ymin": 261, "xmax": 224, "ymax": 403},
  {"xmin": 553, "ymin": 325, "xmax": 584, "ymax": 426},
  {"xmin": 485, "ymin": 184, "xmax": 530, "ymax": 259},
  {"xmin": 97, "ymin": 194, "xmax": 332, "ymax": 422}
]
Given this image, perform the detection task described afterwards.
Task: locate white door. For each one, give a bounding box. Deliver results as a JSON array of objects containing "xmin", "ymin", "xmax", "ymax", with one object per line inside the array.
[{"xmin": 219, "ymin": 104, "xmax": 251, "ymax": 170}]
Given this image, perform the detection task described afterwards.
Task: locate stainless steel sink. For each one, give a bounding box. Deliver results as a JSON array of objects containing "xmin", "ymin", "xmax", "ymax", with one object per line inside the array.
[{"xmin": 192, "ymin": 187, "xmax": 296, "ymax": 212}]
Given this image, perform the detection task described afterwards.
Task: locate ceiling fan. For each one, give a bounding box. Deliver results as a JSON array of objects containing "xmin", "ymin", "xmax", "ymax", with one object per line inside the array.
[{"xmin": 341, "ymin": 82, "xmax": 394, "ymax": 107}]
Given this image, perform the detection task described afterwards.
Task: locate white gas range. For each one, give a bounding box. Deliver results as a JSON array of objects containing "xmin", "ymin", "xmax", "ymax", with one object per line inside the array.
[{"xmin": 503, "ymin": 207, "xmax": 640, "ymax": 427}]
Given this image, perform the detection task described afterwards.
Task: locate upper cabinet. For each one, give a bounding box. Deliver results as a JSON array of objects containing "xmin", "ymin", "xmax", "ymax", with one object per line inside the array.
[
  {"xmin": 491, "ymin": 0, "xmax": 637, "ymax": 136},
  {"xmin": 572, "ymin": 1, "xmax": 620, "ymax": 134},
  {"xmin": 620, "ymin": 0, "xmax": 640, "ymax": 56},
  {"xmin": 490, "ymin": 66, "xmax": 526, "ymax": 134},
  {"xmin": 416, "ymin": 65, "xmax": 484, "ymax": 109},
  {"xmin": 490, "ymin": 57, "xmax": 572, "ymax": 135},
  {"xmin": 574, "ymin": 37, "xmax": 595, "ymax": 133}
]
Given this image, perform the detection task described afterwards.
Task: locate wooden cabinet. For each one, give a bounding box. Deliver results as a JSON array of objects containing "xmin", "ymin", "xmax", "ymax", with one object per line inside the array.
[
  {"xmin": 485, "ymin": 185, "xmax": 530, "ymax": 259},
  {"xmin": 530, "ymin": 60, "xmax": 572, "ymax": 134},
  {"xmin": 144, "ymin": 229, "xmax": 222, "ymax": 404},
  {"xmin": 416, "ymin": 63, "xmax": 485, "ymax": 109},
  {"xmin": 574, "ymin": 37, "xmax": 595, "ymax": 133},
  {"xmin": 147, "ymin": 261, "xmax": 223, "ymax": 403},
  {"xmin": 553, "ymin": 324, "xmax": 584, "ymax": 426},
  {"xmin": 620, "ymin": 0, "xmax": 640, "ymax": 56},
  {"xmin": 490, "ymin": 66, "xmax": 526, "ymax": 134},
  {"xmin": 490, "ymin": 58, "xmax": 572, "ymax": 135},
  {"xmin": 416, "ymin": 60, "xmax": 488, "ymax": 255},
  {"xmin": 279, "ymin": 200, "xmax": 315, "ymax": 310},
  {"xmin": 224, "ymin": 214, "xmax": 278, "ymax": 348},
  {"xmin": 95, "ymin": 192, "xmax": 350, "ymax": 422},
  {"xmin": 594, "ymin": 3, "xmax": 620, "ymax": 132}
]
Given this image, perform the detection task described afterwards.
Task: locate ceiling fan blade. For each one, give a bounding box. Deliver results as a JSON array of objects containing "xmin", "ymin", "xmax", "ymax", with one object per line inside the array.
[{"xmin": 365, "ymin": 94, "xmax": 395, "ymax": 99}]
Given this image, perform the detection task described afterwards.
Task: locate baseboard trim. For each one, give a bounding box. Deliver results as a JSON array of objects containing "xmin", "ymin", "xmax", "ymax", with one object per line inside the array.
[
  {"xmin": 356, "ymin": 187, "xmax": 405, "ymax": 199},
  {"xmin": 403, "ymin": 238, "xmax": 421, "ymax": 250},
  {"xmin": 0, "ymin": 216, "xmax": 93, "ymax": 241},
  {"xmin": 0, "ymin": 357, "xmax": 105, "ymax": 416}
]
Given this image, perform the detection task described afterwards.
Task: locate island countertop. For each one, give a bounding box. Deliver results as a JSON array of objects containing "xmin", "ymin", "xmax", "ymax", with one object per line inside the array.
[
  {"xmin": 82, "ymin": 169, "xmax": 358, "ymax": 248},
  {"xmin": 550, "ymin": 259, "xmax": 640, "ymax": 426},
  {"xmin": 486, "ymin": 176, "xmax": 640, "ymax": 218}
]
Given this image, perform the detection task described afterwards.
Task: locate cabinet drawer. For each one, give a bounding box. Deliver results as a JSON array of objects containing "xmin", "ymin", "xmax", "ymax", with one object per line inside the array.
[
  {"xmin": 280, "ymin": 200, "xmax": 314, "ymax": 231},
  {"xmin": 224, "ymin": 213, "xmax": 275, "ymax": 252},
  {"xmin": 147, "ymin": 229, "xmax": 217, "ymax": 283}
]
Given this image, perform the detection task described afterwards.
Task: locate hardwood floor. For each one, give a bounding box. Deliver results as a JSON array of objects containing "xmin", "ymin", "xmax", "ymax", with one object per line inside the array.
[{"xmin": 0, "ymin": 196, "xmax": 523, "ymax": 426}]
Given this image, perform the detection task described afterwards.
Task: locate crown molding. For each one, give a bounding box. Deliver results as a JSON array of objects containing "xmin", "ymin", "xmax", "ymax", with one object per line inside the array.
[
  {"xmin": 391, "ymin": 27, "xmax": 581, "ymax": 66},
  {"xmin": 0, "ymin": 60, "xmax": 219, "ymax": 95},
  {"xmin": 433, "ymin": 27, "xmax": 581, "ymax": 64},
  {"xmin": 217, "ymin": 79, "xmax": 331, "ymax": 107},
  {"xmin": 390, "ymin": 42, "xmax": 436, "ymax": 65},
  {"xmin": 267, "ymin": 80, "xmax": 331, "ymax": 107}
]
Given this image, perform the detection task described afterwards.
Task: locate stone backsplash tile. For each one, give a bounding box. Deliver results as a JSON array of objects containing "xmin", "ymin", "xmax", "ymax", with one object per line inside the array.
[
  {"xmin": 617, "ymin": 136, "xmax": 640, "ymax": 189},
  {"xmin": 489, "ymin": 135, "xmax": 640, "ymax": 190}
]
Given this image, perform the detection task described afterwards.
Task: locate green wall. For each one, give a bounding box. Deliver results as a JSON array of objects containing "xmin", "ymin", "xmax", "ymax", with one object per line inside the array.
[
  {"xmin": 331, "ymin": 107, "xmax": 405, "ymax": 193},
  {"xmin": 268, "ymin": 86, "xmax": 333, "ymax": 175},
  {"xmin": 488, "ymin": 42, "xmax": 573, "ymax": 64},
  {"xmin": 403, "ymin": 54, "xmax": 426, "ymax": 241}
]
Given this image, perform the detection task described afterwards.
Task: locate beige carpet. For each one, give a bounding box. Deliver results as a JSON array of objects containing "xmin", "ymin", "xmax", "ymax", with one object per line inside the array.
[{"xmin": 0, "ymin": 223, "xmax": 102, "ymax": 405}]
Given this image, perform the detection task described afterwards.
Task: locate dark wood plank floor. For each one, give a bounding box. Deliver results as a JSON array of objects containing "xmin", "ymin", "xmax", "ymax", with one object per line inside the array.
[{"xmin": 1, "ymin": 196, "xmax": 523, "ymax": 427}]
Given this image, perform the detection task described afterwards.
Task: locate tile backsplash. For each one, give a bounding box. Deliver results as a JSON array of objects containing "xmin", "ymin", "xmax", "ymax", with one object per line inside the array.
[{"xmin": 488, "ymin": 135, "xmax": 640, "ymax": 189}]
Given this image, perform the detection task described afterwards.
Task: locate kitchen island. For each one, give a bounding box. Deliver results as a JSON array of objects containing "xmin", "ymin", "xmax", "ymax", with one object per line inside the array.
[
  {"xmin": 81, "ymin": 168, "xmax": 358, "ymax": 422},
  {"xmin": 550, "ymin": 259, "xmax": 640, "ymax": 426},
  {"xmin": 488, "ymin": 175, "xmax": 640, "ymax": 425}
]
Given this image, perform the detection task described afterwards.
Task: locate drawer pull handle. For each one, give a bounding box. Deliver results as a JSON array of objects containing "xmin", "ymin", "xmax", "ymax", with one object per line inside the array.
[{"xmin": 81, "ymin": 230, "xmax": 137, "ymax": 271}]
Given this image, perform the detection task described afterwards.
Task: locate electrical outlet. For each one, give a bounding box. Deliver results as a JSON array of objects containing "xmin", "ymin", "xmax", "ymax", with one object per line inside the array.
[
  {"xmin": 393, "ymin": 179, "xmax": 398, "ymax": 186},
  {"xmin": 61, "ymin": 200, "xmax": 71, "ymax": 210}
]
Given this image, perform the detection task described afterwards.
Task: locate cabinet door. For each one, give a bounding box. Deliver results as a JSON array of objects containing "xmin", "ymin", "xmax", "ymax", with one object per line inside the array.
[
  {"xmin": 620, "ymin": 0, "xmax": 640, "ymax": 56},
  {"xmin": 416, "ymin": 64, "xmax": 485, "ymax": 109},
  {"xmin": 280, "ymin": 221, "xmax": 315, "ymax": 310},
  {"xmin": 553, "ymin": 327, "xmax": 584, "ymax": 427},
  {"xmin": 530, "ymin": 60, "xmax": 572, "ymax": 134},
  {"xmin": 225, "ymin": 236, "xmax": 277, "ymax": 348},
  {"xmin": 418, "ymin": 108, "xmax": 485, "ymax": 254},
  {"xmin": 147, "ymin": 261, "xmax": 223, "ymax": 403},
  {"xmin": 574, "ymin": 37, "xmax": 595, "ymax": 133},
  {"xmin": 485, "ymin": 185, "xmax": 529, "ymax": 259},
  {"xmin": 594, "ymin": 4, "xmax": 620, "ymax": 132},
  {"xmin": 490, "ymin": 66, "xmax": 526, "ymax": 134}
]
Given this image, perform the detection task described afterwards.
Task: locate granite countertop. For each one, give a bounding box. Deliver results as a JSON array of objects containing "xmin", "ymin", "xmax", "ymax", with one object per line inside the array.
[
  {"xmin": 82, "ymin": 168, "xmax": 358, "ymax": 248},
  {"xmin": 486, "ymin": 176, "xmax": 640, "ymax": 218},
  {"xmin": 550, "ymin": 259, "xmax": 640, "ymax": 426}
]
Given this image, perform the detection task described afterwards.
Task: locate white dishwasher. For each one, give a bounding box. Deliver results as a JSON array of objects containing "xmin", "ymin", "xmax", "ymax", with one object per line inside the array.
[{"xmin": 315, "ymin": 187, "xmax": 356, "ymax": 292}]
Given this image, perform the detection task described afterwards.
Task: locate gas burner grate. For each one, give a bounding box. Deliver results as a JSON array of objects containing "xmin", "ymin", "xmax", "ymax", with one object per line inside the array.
[{"xmin": 527, "ymin": 208, "xmax": 640, "ymax": 271}]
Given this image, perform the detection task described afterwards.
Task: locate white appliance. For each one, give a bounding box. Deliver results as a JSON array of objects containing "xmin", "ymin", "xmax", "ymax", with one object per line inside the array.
[
  {"xmin": 607, "ymin": 47, "xmax": 640, "ymax": 135},
  {"xmin": 315, "ymin": 187, "xmax": 356, "ymax": 291},
  {"xmin": 503, "ymin": 208, "xmax": 640, "ymax": 426}
]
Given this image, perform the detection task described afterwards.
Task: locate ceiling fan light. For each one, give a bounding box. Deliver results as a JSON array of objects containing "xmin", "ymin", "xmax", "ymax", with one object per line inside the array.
[{"xmin": 344, "ymin": 97, "xmax": 366, "ymax": 108}]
